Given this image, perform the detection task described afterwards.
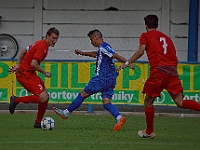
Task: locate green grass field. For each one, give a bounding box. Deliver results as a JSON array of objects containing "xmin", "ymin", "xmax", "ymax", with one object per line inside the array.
[{"xmin": 0, "ymin": 113, "xmax": 200, "ymax": 150}]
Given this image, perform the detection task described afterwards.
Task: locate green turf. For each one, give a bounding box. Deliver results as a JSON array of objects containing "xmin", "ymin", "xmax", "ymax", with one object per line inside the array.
[{"xmin": 0, "ymin": 113, "xmax": 200, "ymax": 150}]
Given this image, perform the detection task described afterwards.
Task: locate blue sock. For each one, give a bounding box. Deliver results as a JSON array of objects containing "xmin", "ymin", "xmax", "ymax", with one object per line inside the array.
[
  {"xmin": 103, "ymin": 103, "xmax": 120, "ymax": 118},
  {"xmin": 67, "ymin": 93, "xmax": 84, "ymax": 113}
]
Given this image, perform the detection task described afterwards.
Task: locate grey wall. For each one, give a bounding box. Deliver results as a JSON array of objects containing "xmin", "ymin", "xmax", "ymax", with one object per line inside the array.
[{"xmin": 0, "ymin": 0, "xmax": 199, "ymax": 61}]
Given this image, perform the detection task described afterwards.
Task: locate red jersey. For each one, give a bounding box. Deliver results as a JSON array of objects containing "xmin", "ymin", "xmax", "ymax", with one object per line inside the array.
[
  {"xmin": 140, "ymin": 30, "xmax": 178, "ymax": 68},
  {"xmin": 18, "ymin": 40, "xmax": 48, "ymax": 72}
]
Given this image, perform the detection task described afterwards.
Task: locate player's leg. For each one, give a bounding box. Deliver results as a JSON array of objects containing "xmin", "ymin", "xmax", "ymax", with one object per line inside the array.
[
  {"xmin": 26, "ymin": 76, "xmax": 49, "ymax": 128},
  {"xmin": 53, "ymin": 90, "xmax": 90, "ymax": 119},
  {"xmin": 53, "ymin": 90, "xmax": 89, "ymax": 119},
  {"xmin": 9, "ymin": 94, "xmax": 40, "ymax": 114},
  {"xmin": 14, "ymin": 73, "xmax": 44, "ymax": 103},
  {"xmin": 167, "ymin": 76, "xmax": 200, "ymax": 111},
  {"xmin": 67, "ymin": 90, "xmax": 89, "ymax": 112},
  {"xmin": 9, "ymin": 72, "xmax": 49, "ymax": 128},
  {"xmin": 173, "ymin": 93, "xmax": 200, "ymax": 111},
  {"xmin": 9, "ymin": 73, "xmax": 42, "ymax": 114},
  {"xmin": 34, "ymin": 89, "xmax": 49, "ymax": 128},
  {"xmin": 102, "ymin": 97, "xmax": 126, "ymax": 131},
  {"xmin": 138, "ymin": 69, "xmax": 164, "ymax": 139},
  {"xmin": 53, "ymin": 76, "xmax": 100, "ymax": 119},
  {"xmin": 140, "ymin": 95, "xmax": 155, "ymax": 138},
  {"xmin": 101, "ymin": 77, "xmax": 126, "ymax": 131},
  {"xmin": 138, "ymin": 95, "xmax": 156, "ymax": 139}
]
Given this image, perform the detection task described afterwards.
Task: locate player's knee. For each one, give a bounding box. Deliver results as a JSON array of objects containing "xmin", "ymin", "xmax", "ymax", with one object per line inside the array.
[
  {"xmin": 144, "ymin": 99, "xmax": 154, "ymax": 107},
  {"xmin": 173, "ymin": 95, "xmax": 183, "ymax": 108},
  {"xmin": 39, "ymin": 93, "xmax": 49, "ymax": 103},
  {"xmin": 144, "ymin": 95, "xmax": 154, "ymax": 107},
  {"xmin": 173, "ymin": 93, "xmax": 184, "ymax": 108},
  {"xmin": 176, "ymin": 101, "xmax": 183, "ymax": 108},
  {"xmin": 40, "ymin": 97, "xmax": 49, "ymax": 103},
  {"xmin": 80, "ymin": 90, "xmax": 90, "ymax": 98},
  {"xmin": 102, "ymin": 98, "xmax": 110, "ymax": 104}
]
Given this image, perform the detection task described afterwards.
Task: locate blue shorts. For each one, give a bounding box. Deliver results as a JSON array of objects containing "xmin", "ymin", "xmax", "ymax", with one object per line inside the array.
[{"xmin": 84, "ymin": 75, "xmax": 117, "ymax": 99}]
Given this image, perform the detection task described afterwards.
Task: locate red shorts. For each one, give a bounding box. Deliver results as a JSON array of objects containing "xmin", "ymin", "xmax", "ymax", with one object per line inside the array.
[
  {"xmin": 142, "ymin": 68, "xmax": 183, "ymax": 100},
  {"xmin": 16, "ymin": 70, "xmax": 45, "ymax": 95}
]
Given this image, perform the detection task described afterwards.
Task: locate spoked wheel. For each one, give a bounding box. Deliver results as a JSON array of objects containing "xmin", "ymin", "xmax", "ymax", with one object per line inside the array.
[{"xmin": 0, "ymin": 34, "xmax": 19, "ymax": 59}]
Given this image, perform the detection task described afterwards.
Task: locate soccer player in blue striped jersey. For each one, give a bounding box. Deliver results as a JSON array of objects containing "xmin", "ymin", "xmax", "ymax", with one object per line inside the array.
[{"xmin": 53, "ymin": 29, "xmax": 133, "ymax": 131}]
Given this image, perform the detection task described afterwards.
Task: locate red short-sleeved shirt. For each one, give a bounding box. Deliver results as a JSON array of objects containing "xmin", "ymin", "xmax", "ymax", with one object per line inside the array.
[
  {"xmin": 140, "ymin": 30, "xmax": 183, "ymax": 99},
  {"xmin": 18, "ymin": 40, "xmax": 48, "ymax": 72},
  {"xmin": 140, "ymin": 30, "xmax": 178, "ymax": 68},
  {"xmin": 16, "ymin": 40, "xmax": 48, "ymax": 94}
]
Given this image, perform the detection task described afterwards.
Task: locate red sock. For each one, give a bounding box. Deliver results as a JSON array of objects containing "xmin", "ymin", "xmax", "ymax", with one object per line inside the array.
[
  {"xmin": 15, "ymin": 95, "xmax": 40, "ymax": 104},
  {"xmin": 145, "ymin": 106, "xmax": 154, "ymax": 135},
  {"xmin": 182, "ymin": 100, "xmax": 200, "ymax": 111},
  {"xmin": 35, "ymin": 102, "xmax": 48, "ymax": 123}
]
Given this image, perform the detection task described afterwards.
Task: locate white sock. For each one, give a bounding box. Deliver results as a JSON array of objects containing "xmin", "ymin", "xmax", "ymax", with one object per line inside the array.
[
  {"xmin": 63, "ymin": 109, "xmax": 70, "ymax": 115},
  {"xmin": 116, "ymin": 115, "xmax": 122, "ymax": 121}
]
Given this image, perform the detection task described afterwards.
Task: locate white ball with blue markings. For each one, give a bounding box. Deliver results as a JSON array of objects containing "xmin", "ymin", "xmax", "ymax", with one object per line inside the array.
[{"xmin": 41, "ymin": 117, "xmax": 55, "ymax": 130}]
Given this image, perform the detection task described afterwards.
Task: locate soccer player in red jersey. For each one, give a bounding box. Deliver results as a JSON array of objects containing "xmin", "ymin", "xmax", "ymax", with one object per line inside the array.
[
  {"xmin": 117, "ymin": 14, "xmax": 200, "ymax": 139},
  {"xmin": 8, "ymin": 27, "xmax": 59, "ymax": 128}
]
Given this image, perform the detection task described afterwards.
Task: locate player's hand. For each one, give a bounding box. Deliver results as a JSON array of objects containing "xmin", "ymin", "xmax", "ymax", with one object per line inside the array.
[
  {"xmin": 116, "ymin": 63, "xmax": 135, "ymax": 72},
  {"xmin": 116, "ymin": 64, "xmax": 127, "ymax": 72},
  {"xmin": 8, "ymin": 65, "xmax": 19, "ymax": 74},
  {"xmin": 128, "ymin": 63, "xmax": 135, "ymax": 70},
  {"xmin": 75, "ymin": 49, "xmax": 82, "ymax": 55},
  {"xmin": 44, "ymin": 72, "xmax": 51, "ymax": 78}
]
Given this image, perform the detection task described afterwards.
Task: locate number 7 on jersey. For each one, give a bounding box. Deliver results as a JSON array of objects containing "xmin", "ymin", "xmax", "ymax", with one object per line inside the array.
[{"xmin": 160, "ymin": 37, "xmax": 168, "ymax": 54}]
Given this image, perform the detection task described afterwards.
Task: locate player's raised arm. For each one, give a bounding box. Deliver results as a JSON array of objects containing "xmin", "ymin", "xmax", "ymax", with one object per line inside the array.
[{"xmin": 75, "ymin": 49, "xmax": 97, "ymax": 58}]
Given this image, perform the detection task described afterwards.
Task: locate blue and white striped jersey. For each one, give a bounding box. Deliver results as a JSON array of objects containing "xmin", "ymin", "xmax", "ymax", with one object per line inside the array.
[{"xmin": 95, "ymin": 42, "xmax": 117, "ymax": 78}]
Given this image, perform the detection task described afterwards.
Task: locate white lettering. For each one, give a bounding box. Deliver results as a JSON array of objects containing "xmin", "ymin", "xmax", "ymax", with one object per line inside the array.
[
  {"xmin": 73, "ymin": 93, "xmax": 79, "ymax": 98},
  {"xmin": 91, "ymin": 94, "xmax": 95, "ymax": 100},
  {"xmin": 66, "ymin": 92, "xmax": 72, "ymax": 99},
  {"xmin": 184, "ymin": 94, "xmax": 200, "ymax": 102},
  {"xmin": 51, "ymin": 92, "xmax": 57, "ymax": 99},
  {"xmin": 17, "ymin": 90, "xmax": 136, "ymax": 102},
  {"xmin": 127, "ymin": 94, "xmax": 134, "ymax": 102},
  {"xmin": 121, "ymin": 91, "xmax": 127, "ymax": 100}
]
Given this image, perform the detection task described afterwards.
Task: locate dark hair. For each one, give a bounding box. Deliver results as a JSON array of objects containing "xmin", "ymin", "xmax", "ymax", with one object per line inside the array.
[
  {"xmin": 144, "ymin": 15, "xmax": 158, "ymax": 29},
  {"xmin": 46, "ymin": 27, "xmax": 60, "ymax": 36},
  {"xmin": 87, "ymin": 29, "xmax": 102, "ymax": 38}
]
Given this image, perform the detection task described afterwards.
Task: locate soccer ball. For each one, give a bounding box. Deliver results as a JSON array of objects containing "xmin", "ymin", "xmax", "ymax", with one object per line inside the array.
[{"xmin": 41, "ymin": 117, "xmax": 55, "ymax": 130}]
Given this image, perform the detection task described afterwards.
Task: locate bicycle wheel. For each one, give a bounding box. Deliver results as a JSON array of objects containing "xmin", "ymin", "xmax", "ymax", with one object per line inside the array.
[{"xmin": 0, "ymin": 34, "xmax": 19, "ymax": 59}]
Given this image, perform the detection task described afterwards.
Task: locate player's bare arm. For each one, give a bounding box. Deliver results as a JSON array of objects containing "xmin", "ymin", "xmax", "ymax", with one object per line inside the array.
[
  {"xmin": 8, "ymin": 48, "xmax": 27, "ymax": 74},
  {"xmin": 112, "ymin": 53, "xmax": 127, "ymax": 63},
  {"xmin": 128, "ymin": 44, "xmax": 145, "ymax": 64},
  {"xmin": 31, "ymin": 59, "xmax": 51, "ymax": 77},
  {"xmin": 114, "ymin": 53, "xmax": 134, "ymax": 72},
  {"xmin": 75, "ymin": 49, "xmax": 97, "ymax": 58},
  {"xmin": 116, "ymin": 45, "xmax": 145, "ymax": 72},
  {"xmin": 17, "ymin": 48, "xmax": 27, "ymax": 65}
]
